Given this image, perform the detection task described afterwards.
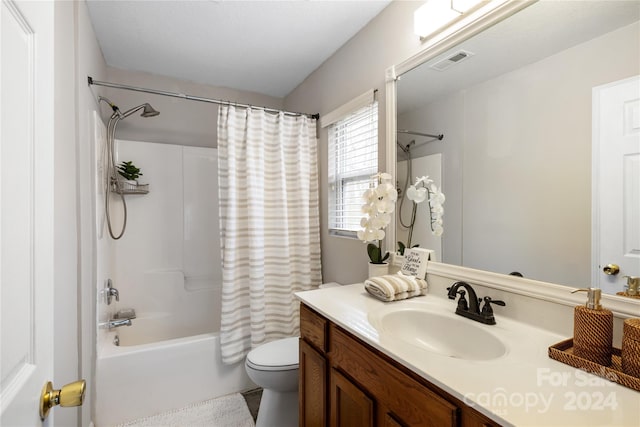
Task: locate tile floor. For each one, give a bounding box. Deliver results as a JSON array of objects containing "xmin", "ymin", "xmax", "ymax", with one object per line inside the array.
[{"xmin": 241, "ymin": 388, "xmax": 262, "ymax": 422}]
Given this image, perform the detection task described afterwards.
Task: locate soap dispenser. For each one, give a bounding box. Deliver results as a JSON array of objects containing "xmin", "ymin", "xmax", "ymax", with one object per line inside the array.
[
  {"xmin": 571, "ymin": 288, "xmax": 613, "ymax": 366},
  {"xmin": 623, "ymin": 275, "xmax": 640, "ymax": 296}
]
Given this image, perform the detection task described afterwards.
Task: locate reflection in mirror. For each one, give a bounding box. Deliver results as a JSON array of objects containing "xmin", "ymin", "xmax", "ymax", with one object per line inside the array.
[
  {"xmin": 396, "ymin": 147, "xmax": 443, "ymax": 261},
  {"xmin": 394, "ymin": 1, "xmax": 640, "ymax": 294}
]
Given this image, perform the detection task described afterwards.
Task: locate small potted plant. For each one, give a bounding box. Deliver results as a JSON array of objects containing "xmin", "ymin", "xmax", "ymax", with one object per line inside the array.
[{"xmin": 117, "ymin": 161, "xmax": 143, "ymax": 184}]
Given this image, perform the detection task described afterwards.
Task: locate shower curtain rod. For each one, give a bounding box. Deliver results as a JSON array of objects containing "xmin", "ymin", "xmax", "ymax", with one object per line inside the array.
[
  {"xmin": 397, "ymin": 129, "xmax": 444, "ymax": 140},
  {"xmin": 88, "ymin": 76, "xmax": 319, "ymax": 120}
]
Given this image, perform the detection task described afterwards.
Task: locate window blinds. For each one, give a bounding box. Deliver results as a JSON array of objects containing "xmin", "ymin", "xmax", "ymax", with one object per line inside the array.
[{"xmin": 328, "ymin": 100, "xmax": 378, "ymax": 237}]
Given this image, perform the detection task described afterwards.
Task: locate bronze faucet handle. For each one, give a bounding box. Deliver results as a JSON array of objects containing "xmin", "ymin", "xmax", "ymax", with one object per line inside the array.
[{"xmin": 481, "ymin": 296, "xmax": 505, "ymax": 315}]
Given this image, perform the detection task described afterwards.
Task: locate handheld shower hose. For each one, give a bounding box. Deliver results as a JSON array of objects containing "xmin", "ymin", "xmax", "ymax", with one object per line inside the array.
[{"xmin": 99, "ymin": 97, "xmax": 159, "ymax": 239}]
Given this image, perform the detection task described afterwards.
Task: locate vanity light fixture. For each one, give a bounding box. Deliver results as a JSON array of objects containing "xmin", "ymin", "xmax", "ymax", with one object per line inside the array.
[{"xmin": 414, "ymin": 0, "xmax": 488, "ymax": 40}]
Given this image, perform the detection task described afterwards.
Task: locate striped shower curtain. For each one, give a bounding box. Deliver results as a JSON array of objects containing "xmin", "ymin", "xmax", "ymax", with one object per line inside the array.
[{"xmin": 217, "ymin": 106, "xmax": 322, "ymax": 365}]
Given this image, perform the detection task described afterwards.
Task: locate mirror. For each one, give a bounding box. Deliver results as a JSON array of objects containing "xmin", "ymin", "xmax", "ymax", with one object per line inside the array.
[{"xmin": 393, "ymin": 1, "xmax": 640, "ymax": 293}]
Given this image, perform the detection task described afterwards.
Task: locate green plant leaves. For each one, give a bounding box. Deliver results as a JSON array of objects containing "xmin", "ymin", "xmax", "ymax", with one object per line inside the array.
[
  {"xmin": 117, "ymin": 161, "xmax": 143, "ymax": 181},
  {"xmin": 367, "ymin": 242, "xmax": 389, "ymax": 264}
]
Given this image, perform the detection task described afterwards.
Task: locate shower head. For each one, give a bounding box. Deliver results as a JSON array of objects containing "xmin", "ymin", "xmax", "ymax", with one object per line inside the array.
[
  {"xmin": 98, "ymin": 97, "xmax": 160, "ymax": 120},
  {"xmin": 120, "ymin": 103, "xmax": 160, "ymax": 119},
  {"xmin": 141, "ymin": 103, "xmax": 160, "ymax": 117}
]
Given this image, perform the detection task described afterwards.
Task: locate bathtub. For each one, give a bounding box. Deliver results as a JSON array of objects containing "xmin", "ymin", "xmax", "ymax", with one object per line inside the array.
[{"xmin": 94, "ymin": 317, "xmax": 254, "ymax": 427}]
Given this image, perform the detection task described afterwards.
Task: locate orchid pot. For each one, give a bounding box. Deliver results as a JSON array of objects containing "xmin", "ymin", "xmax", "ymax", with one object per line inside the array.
[{"xmin": 368, "ymin": 262, "xmax": 389, "ymax": 278}]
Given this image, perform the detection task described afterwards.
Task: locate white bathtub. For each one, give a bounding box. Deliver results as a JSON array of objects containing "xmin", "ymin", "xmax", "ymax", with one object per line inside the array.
[{"xmin": 94, "ymin": 319, "xmax": 254, "ymax": 427}]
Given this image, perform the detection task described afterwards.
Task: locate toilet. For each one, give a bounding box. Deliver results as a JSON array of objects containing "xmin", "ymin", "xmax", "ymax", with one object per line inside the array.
[
  {"xmin": 246, "ymin": 337, "xmax": 299, "ymax": 427},
  {"xmin": 245, "ymin": 282, "xmax": 341, "ymax": 427}
]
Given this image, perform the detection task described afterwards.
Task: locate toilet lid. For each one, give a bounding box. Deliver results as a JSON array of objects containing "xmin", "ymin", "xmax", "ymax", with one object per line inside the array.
[{"xmin": 246, "ymin": 337, "xmax": 299, "ymax": 371}]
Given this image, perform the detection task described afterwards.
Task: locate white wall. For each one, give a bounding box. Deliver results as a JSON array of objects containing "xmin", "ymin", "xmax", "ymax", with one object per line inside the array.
[
  {"xmin": 284, "ymin": 1, "xmax": 425, "ymax": 284},
  {"xmin": 398, "ymin": 22, "xmax": 639, "ymax": 287}
]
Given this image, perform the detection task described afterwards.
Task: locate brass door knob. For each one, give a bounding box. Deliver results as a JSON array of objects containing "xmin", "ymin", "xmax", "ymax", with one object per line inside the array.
[
  {"xmin": 40, "ymin": 379, "xmax": 86, "ymax": 420},
  {"xmin": 602, "ymin": 264, "xmax": 620, "ymax": 275}
]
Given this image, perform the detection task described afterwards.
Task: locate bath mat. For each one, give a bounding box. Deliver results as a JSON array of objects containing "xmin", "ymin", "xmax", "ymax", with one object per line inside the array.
[{"xmin": 114, "ymin": 393, "xmax": 255, "ymax": 427}]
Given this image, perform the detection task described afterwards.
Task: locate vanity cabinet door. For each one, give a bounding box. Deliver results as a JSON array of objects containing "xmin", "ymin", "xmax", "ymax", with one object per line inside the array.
[
  {"xmin": 330, "ymin": 325, "xmax": 459, "ymax": 427},
  {"xmin": 330, "ymin": 368, "xmax": 374, "ymax": 427},
  {"xmin": 299, "ymin": 338, "xmax": 327, "ymax": 427}
]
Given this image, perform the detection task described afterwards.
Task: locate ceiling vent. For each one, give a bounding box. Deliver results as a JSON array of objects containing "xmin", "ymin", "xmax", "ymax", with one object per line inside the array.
[{"xmin": 429, "ymin": 50, "xmax": 475, "ymax": 71}]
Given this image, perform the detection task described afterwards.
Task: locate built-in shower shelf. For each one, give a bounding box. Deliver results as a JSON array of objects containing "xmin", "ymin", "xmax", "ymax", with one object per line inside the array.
[{"xmin": 112, "ymin": 180, "xmax": 149, "ymax": 195}]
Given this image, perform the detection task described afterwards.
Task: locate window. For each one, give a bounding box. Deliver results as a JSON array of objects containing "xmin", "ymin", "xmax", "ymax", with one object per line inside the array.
[{"xmin": 326, "ymin": 98, "xmax": 378, "ymax": 237}]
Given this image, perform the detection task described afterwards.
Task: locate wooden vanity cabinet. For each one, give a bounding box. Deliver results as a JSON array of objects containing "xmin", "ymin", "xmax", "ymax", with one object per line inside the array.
[
  {"xmin": 299, "ymin": 303, "xmax": 501, "ymax": 427},
  {"xmin": 300, "ymin": 303, "xmax": 328, "ymax": 427}
]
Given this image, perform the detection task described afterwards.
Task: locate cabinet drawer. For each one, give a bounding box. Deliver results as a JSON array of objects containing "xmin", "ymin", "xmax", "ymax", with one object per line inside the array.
[
  {"xmin": 330, "ymin": 325, "xmax": 459, "ymax": 427},
  {"xmin": 300, "ymin": 303, "xmax": 328, "ymax": 353}
]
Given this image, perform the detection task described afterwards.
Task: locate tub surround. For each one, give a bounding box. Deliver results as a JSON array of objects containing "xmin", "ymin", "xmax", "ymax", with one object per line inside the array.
[
  {"xmin": 93, "ymin": 140, "xmax": 255, "ymax": 427},
  {"xmin": 296, "ymin": 269, "xmax": 640, "ymax": 426},
  {"xmin": 98, "ymin": 141, "xmax": 222, "ymax": 342}
]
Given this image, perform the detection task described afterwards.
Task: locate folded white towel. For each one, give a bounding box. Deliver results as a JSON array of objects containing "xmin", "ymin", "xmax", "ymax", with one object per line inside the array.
[{"xmin": 364, "ymin": 272, "xmax": 428, "ymax": 302}]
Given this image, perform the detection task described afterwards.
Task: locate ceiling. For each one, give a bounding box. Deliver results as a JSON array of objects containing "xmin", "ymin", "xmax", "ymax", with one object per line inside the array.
[{"xmin": 86, "ymin": 0, "xmax": 392, "ymax": 99}]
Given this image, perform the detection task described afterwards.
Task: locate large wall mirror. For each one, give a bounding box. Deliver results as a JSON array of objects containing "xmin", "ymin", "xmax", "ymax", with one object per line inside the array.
[{"xmin": 389, "ymin": 0, "xmax": 640, "ymax": 295}]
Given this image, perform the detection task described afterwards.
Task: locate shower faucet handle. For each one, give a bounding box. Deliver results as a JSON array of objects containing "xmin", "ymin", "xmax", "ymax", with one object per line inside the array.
[{"xmin": 104, "ymin": 279, "xmax": 119, "ymax": 305}]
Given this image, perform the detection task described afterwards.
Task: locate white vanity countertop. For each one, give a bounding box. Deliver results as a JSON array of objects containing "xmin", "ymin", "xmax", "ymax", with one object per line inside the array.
[{"xmin": 296, "ymin": 284, "xmax": 640, "ymax": 427}]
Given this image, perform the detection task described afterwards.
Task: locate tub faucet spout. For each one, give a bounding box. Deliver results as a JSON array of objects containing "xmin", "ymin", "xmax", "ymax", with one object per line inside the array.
[{"xmin": 100, "ymin": 318, "xmax": 132, "ymax": 329}]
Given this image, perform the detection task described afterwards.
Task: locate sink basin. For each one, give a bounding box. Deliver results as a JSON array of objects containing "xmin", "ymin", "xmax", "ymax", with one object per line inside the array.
[{"xmin": 369, "ymin": 307, "xmax": 507, "ymax": 361}]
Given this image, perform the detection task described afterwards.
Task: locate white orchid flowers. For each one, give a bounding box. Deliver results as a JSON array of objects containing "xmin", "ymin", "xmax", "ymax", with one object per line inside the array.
[
  {"xmin": 407, "ymin": 176, "xmax": 445, "ymax": 236},
  {"xmin": 357, "ymin": 173, "xmax": 397, "ymax": 263}
]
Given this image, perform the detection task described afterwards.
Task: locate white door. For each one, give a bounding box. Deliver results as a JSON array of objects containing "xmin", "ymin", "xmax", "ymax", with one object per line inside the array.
[
  {"xmin": 1, "ymin": 0, "xmax": 55, "ymax": 424},
  {"xmin": 593, "ymin": 76, "xmax": 640, "ymax": 294}
]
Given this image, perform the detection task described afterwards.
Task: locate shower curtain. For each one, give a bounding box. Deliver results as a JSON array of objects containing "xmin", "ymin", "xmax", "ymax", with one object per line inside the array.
[{"xmin": 217, "ymin": 106, "xmax": 322, "ymax": 364}]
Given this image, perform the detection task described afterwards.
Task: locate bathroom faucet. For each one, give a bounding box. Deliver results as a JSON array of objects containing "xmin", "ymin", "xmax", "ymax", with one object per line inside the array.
[
  {"xmin": 106, "ymin": 287, "xmax": 119, "ymax": 302},
  {"xmin": 99, "ymin": 318, "xmax": 132, "ymax": 329},
  {"xmin": 447, "ymin": 281, "xmax": 505, "ymax": 325},
  {"xmin": 447, "ymin": 281, "xmax": 480, "ymax": 314},
  {"xmin": 104, "ymin": 279, "xmax": 119, "ymax": 305}
]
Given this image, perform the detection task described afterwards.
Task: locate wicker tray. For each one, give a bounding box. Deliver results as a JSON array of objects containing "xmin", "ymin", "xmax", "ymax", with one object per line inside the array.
[{"xmin": 548, "ymin": 338, "xmax": 640, "ymax": 392}]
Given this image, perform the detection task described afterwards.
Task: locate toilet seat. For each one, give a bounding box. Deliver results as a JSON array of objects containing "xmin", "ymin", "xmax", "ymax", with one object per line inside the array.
[{"xmin": 246, "ymin": 337, "xmax": 299, "ymax": 371}]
